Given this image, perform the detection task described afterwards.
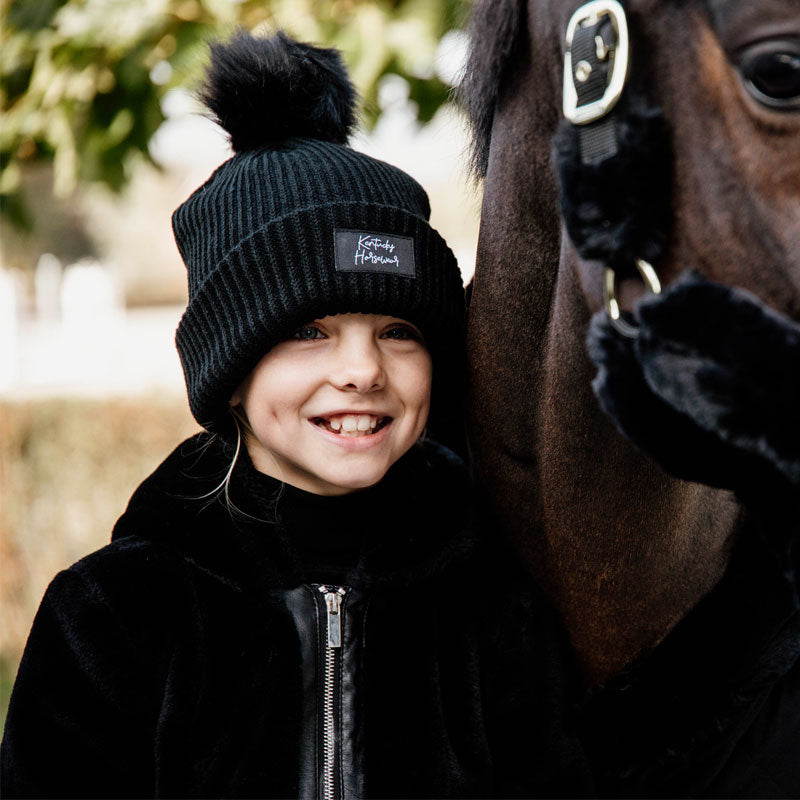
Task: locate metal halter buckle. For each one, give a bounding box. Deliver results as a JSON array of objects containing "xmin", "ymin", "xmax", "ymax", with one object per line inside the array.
[
  {"xmin": 563, "ymin": 0, "xmax": 630, "ymax": 124},
  {"xmin": 603, "ymin": 259, "xmax": 662, "ymax": 338}
]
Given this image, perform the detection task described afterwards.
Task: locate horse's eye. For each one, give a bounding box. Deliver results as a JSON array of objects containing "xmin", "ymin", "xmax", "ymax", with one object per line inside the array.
[{"xmin": 736, "ymin": 39, "xmax": 800, "ymax": 110}]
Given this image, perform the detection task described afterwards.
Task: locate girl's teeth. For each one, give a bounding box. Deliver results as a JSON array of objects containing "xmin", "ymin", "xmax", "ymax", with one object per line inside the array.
[{"xmin": 323, "ymin": 414, "xmax": 382, "ymax": 435}]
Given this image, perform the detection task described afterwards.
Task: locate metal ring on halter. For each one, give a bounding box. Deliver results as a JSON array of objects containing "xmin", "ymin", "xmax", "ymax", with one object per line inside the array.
[{"xmin": 603, "ymin": 258, "xmax": 662, "ymax": 338}]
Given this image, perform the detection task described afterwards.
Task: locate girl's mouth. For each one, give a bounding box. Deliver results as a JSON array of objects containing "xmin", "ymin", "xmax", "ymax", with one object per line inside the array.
[{"xmin": 312, "ymin": 414, "xmax": 391, "ymax": 437}]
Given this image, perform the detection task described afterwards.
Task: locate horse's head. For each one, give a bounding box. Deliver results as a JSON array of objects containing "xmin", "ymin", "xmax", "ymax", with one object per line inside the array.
[
  {"xmin": 638, "ymin": 0, "xmax": 800, "ymax": 319},
  {"xmin": 463, "ymin": 0, "xmax": 800, "ymax": 320},
  {"xmin": 460, "ymin": 0, "xmax": 800, "ymax": 681}
]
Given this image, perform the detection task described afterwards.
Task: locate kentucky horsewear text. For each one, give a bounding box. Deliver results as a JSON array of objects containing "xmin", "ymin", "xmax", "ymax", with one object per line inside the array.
[{"xmin": 334, "ymin": 229, "xmax": 417, "ymax": 277}]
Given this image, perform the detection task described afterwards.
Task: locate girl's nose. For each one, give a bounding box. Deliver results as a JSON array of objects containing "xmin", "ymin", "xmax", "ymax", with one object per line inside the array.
[{"xmin": 330, "ymin": 335, "xmax": 385, "ymax": 393}]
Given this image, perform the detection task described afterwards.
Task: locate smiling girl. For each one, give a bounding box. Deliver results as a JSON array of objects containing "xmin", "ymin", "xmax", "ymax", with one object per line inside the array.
[
  {"xmin": 0, "ymin": 30, "xmax": 537, "ymax": 800},
  {"xmin": 232, "ymin": 313, "xmax": 433, "ymax": 496},
  {"xmin": 0, "ymin": 29, "xmax": 600, "ymax": 800}
]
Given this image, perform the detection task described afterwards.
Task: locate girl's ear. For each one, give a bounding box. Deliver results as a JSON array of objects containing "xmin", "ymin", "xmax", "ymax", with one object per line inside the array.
[{"xmin": 230, "ymin": 390, "xmax": 241, "ymax": 406}]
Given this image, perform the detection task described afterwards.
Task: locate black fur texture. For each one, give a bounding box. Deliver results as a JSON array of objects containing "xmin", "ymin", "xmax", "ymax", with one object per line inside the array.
[
  {"xmin": 200, "ymin": 30, "xmax": 357, "ymax": 152},
  {"xmin": 587, "ymin": 270, "xmax": 800, "ymax": 522},
  {"xmin": 554, "ymin": 90, "xmax": 672, "ymax": 276},
  {"xmin": 636, "ymin": 273, "xmax": 800, "ymax": 487},
  {"xmin": 0, "ymin": 435, "xmax": 594, "ymax": 798}
]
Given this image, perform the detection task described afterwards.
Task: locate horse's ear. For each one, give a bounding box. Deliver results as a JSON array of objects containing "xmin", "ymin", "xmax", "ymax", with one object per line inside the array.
[{"xmin": 200, "ymin": 30, "xmax": 358, "ymax": 153}]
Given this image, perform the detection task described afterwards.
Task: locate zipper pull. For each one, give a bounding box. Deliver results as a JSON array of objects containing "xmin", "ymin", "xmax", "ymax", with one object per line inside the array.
[{"xmin": 319, "ymin": 586, "xmax": 347, "ymax": 648}]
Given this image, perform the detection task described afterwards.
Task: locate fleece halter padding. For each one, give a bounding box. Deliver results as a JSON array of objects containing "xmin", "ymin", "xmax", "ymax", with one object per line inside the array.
[
  {"xmin": 587, "ymin": 270, "xmax": 800, "ymax": 506},
  {"xmin": 553, "ymin": 1, "xmax": 672, "ymax": 279}
]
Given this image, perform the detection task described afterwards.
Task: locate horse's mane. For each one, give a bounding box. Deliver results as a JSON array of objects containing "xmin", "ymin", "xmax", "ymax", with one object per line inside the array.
[{"xmin": 456, "ymin": 0, "xmax": 525, "ymax": 179}]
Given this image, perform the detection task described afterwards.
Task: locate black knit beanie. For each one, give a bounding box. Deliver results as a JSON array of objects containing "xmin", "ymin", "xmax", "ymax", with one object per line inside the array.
[{"xmin": 173, "ymin": 31, "xmax": 465, "ymax": 436}]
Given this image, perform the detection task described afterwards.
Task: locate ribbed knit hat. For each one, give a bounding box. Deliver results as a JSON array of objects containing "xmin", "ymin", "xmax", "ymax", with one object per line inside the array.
[{"xmin": 173, "ymin": 31, "xmax": 465, "ymax": 433}]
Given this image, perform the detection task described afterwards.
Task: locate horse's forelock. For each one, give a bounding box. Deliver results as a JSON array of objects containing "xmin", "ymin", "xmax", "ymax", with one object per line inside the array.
[{"xmin": 456, "ymin": 0, "xmax": 525, "ymax": 179}]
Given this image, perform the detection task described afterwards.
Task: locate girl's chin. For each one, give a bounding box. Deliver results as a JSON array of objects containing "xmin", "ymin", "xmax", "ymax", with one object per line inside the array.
[
  {"xmin": 245, "ymin": 419, "xmax": 424, "ymax": 494},
  {"xmin": 307, "ymin": 464, "xmax": 393, "ymax": 495}
]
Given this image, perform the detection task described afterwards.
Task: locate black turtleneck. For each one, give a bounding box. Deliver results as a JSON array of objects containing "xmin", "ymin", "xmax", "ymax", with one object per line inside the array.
[
  {"xmin": 233, "ymin": 445, "xmax": 398, "ymax": 585},
  {"xmin": 214, "ymin": 434, "xmax": 476, "ymax": 591}
]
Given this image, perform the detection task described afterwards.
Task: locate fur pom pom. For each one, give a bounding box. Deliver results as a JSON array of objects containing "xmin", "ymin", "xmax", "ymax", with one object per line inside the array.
[{"xmin": 200, "ymin": 30, "xmax": 357, "ymax": 152}]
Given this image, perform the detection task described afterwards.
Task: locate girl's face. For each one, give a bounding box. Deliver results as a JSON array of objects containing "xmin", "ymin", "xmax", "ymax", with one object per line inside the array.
[{"xmin": 232, "ymin": 313, "xmax": 432, "ymax": 495}]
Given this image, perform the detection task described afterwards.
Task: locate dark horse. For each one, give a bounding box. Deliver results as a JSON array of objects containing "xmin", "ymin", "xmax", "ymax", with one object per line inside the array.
[{"xmin": 460, "ymin": 0, "xmax": 800, "ymax": 690}]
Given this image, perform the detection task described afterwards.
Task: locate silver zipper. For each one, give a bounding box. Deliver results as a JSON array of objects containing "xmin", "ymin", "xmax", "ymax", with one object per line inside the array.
[{"xmin": 318, "ymin": 585, "xmax": 346, "ymax": 800}]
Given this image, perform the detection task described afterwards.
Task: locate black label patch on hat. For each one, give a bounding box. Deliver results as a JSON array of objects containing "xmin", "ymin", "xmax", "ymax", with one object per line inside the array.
[{"xmin": 334, "ymin": 229, "xmax": 416, "ymax": 277}]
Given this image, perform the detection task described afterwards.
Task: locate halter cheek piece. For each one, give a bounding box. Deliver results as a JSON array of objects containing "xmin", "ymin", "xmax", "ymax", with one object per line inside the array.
[
  {"xmin": 559, "ymin": 0, "xmax": 667, "ymax": 338},
  {"xmin": 563, "ymin": 1, "xmax": 629, "ymax": 135}
]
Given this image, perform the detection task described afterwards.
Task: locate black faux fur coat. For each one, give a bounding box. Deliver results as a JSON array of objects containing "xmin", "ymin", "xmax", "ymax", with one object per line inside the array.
[{"xmin": 0, "ymin": 435, "xmax": 591, "ymax": 799}]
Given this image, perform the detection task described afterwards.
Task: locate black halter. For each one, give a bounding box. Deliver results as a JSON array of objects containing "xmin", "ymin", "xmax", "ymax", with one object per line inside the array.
[
  {"xmin": 554, "ymin": 0, "xmax": 673, "ymax": 336},
  {"xmin": 563, "ymin": 0, "xmax": 630, "ymax": 161}
]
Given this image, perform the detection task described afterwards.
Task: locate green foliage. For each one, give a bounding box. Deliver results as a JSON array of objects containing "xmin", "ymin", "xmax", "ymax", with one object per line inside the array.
[{"xmin": 0, "ymin": 0, "xmax": 469, "ymax": 228}]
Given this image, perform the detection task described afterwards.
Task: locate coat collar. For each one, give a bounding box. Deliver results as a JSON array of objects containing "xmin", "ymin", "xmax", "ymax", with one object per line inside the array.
[{"xmin": 111, "ymin": 434, "xmax": 478, "ymax": 592}]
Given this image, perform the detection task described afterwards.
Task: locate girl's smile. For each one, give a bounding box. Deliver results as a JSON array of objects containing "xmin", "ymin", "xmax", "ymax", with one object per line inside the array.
[
  {"xmin": 311, "ymin": 412, "xmax": 388, "ymax": 436},
  {"xmin": 310, "ymin": 411, "xmax": 392, "ymax": 445},
  {"xmin": 231, "ymin": 313, "xmax": 432, "ymax": 495}
]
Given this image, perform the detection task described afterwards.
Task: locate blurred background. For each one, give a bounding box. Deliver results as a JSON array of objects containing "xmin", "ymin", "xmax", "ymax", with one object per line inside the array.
[{"xmin": 0, "ymin": 0, "xmax": 482, "ymax": 726}]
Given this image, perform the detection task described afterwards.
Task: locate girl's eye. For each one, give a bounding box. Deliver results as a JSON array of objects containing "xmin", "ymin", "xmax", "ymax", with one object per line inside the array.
[
  {"xmin": 290, "ymin": 325, "xmax": 326, "ymax": 341},
  {"xmin": 736, "ymin": 39, "xmax": 800, "ymax": 110},
  {"xmin": 381, "ymin": 324, "xmax": 423, "ymax": 342}
]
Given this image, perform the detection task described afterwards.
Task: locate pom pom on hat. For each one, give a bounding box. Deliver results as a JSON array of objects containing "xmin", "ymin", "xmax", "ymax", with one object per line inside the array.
[{"xmin": 200, "ymin": 30, "xmax": 358, "ymax": 152}]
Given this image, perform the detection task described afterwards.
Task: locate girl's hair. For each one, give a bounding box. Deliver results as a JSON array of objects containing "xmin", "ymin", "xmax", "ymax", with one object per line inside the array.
[{"xmin": 189, "ymin": 408, "xmax": 281, "ymax": 523}]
